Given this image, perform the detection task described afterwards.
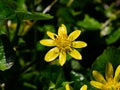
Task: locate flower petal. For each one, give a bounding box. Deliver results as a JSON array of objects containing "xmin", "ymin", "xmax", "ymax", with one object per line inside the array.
[
  {"xmin": 90, "ymin": 81, "xmax": 104, "ymax": 89},
  {"xmin": 72, "ymin": 41, "xmax": 87, "ymax": 48},
  {"xmin": 80, "ymin": 85, "xmax": 87, "ymax": 90},
  {"xmin": 58, "ymin": 24, "xmax": 67, "ymax": 36},
  {"xmin": 47, "ymin": 31, "xmax": 57, "ymax": 40},
  {"xmin": 69, "ymin": 30, "xmax": 81, "ymax": 41},
  {"xmin": 92, "ymin": 70, "xmax": 106, "ymax": 83},
  {"xmin": 114, "ymin": 65, "xmax": 120, "ymax": 81},
  {"xmin": 45, "ymin": 47, "xmax": 59, "ymax": 62},
  {"xmin": 40, "ymin": 39, "xmax": 56, "ymax": 46},
  {"xmin": 65, "ymin": 84, "xmax": 70, "ymax": 90},
  {"xmin": 68, "ymin": 49, "xmax": 82, "ymax": 60},
  {"xmin": 59, "ymin": 51, "xmax": 66, "ymax": 66},
  {"xmin": 105, "ymin": 62, "xmax": 113, "ymax": 81}
]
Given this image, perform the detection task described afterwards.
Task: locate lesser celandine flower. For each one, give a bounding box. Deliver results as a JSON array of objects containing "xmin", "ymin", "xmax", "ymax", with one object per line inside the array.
[
  {"xmin": 80, "ymin": 85, "xmax": 87, "ymax": 90},
  {"xmin": 90, "ymin": 62, "xmax": 120, "ymax": 90},
  {"xmin": 65, "ymin": 84, "xmax": 87, "ymax": 90},
  {"xmin": 40, "ymin": 24, "xmax": 87, "ymax": 66},
  {"xmin": 65, "ymin": 84, "xmax": 73, "ymax": 90}
]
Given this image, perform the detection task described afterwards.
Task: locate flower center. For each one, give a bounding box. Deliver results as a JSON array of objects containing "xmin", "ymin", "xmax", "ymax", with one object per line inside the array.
[
  {"xmin": 55, "ymin": 35, "xmax": 71, "ymax": 51},
  {"xmin": 103, "ymin": 80, "xmax": 120, "ymax": 90}
]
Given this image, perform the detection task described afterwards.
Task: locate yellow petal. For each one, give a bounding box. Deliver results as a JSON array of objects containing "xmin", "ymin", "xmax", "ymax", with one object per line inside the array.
[
  {"xmin": 65, "ymin": 84, "xmax": 70, "ymax": 90},
  {"xmin": 69, "ymin": 30, "xmax": 81, "ymax": 41},
  {"xmin": 45, "ymin": 47, "xmax": 59, "ymax": 62},
  {"xmin": 90, "ymin": 81, "xmax": 104, "ymax": 89},
  {"xmin": 92, "ymin": 70, "xmax": 106, "ymax": 83},
  {"xmin": 47, "ymin": 31, "xmax": 57, "ymax": 40},
  {"xmin": 59, "ymin": 51, "xmax": 66, "ymax": 66},
  {"xmin": 72, "ymin": 41, "xmax": 87, "ymax": 48},
  {"xmin": 58, "ymin": 24, "xmax": 67, "ymax": 36},
  {"xmin": 105, "ymin": 62, "xmax": 113, "ymax": 81},
  {"xmin": 40, "ymin": 39, "xmax": 56, "ymax": 46},
  {"xmin": 68, "ymin": 49, "xmax": 82, "ymax": 60},
  {"xmin": 80, "ymin": 85, "xmax": 87, "ymax": 90},
  {"xmin": 114, "ymin": 65, "xmax": 120, "ymax": 81}
]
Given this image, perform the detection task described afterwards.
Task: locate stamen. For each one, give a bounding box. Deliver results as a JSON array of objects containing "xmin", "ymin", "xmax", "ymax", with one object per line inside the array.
[{"xmin": 55, "ymin": 35, "xmax": 72, "ymax": 52}]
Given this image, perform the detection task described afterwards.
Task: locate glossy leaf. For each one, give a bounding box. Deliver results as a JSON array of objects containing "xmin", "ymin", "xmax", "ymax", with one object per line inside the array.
[
  {"xmin": 15, "ymin": 11, "xmax": 53, "ymax": 20},
  {"xmin": 105, "ymin": 28, "xmax": 120, "ymax": 45},
  {"xmin": 0, "ymin": 0, "xmax": 16, "ymax": 19},
  {"xmin": 77, "ymin": 15, "xmax": 102, "ymax": 30},
  {"xmin": 0, "ymin": 34, "xmax": 15, "ymax": 71},
  {"xmin": 92, "ymin": 47, "xmax": 120, "ymax": 74},
  {"xmin": 0, "ymin": 44, "xmax": 7, "ymax": 71}
]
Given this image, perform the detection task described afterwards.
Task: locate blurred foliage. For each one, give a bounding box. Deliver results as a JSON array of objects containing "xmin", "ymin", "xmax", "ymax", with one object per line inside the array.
[{"xmin": 0, "ymin": 0, "xmax": 120, "ymax": 90}]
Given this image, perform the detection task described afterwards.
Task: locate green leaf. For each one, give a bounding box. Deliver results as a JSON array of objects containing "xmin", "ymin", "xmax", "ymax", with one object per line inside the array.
[
  {"xmin": 23, "ymin": 82, "xmax": 37, "ymax": 90},
  {"xmin": 71, "ymin": 60, "xmax": 81, "ymax": 70},
  {"xmin": 15, "ymin": 0, "xmax": 26, "ymax": 11},
  {"xmin": 0, "ymin": 35, "xmax": 15, "ymax": 71},
  {"xmin": 62, "ymin": 81, "xmax": 74, "ymax": 86},
  {"xmin": 0, "ymin": 45, "xmax": 8, "ymax": 71},
  {"xmin": 92, "ymin": 47, "xmax": 120, "ymax": 74},
  {"xmin": 77, "ymin": 15, "xmax": 102, "ymax": 30},
  {"xmin": 48, "ymin": 81, "xmax": 56, "ymax": 90},
  {"xmin": 54, "ymin": 87, "xmax": 65, "ymax": 90},
  {"xmin": 105, "ymin": 28, "xmax": 120, "ymax": 45},
  {"xmin": 0, "ymin": 0, "xmax": 16, "ymax": 19},
  {"xmin": 15, "ymin": 11, "xmax": 54, "ymax": 20}
]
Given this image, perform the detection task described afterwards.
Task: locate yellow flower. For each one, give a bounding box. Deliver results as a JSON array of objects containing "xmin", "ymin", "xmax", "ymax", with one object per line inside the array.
[
  {"xmin": 65, "ymin": 84, "xmax": 72, "ymax": 90},
  {"xmin": 90, "ymin": 62, "xmax": 120, "ymax": 90},
  {"xmin": 40, "ymin": 24, "xmax": 87, "ymax": 66},
  {"xmin": 80, "ymin": 85, "xmax": 87, "ymax": 90},
  {"xmin": 65, "ymin": 84, "xmax": 87, "ymax": 90}
]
